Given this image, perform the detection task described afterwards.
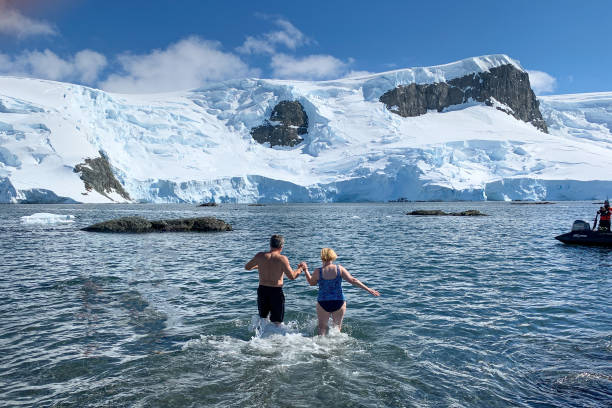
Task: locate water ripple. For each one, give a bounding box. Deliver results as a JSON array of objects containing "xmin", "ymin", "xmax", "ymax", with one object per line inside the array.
[{"xmin": 0, "ymin": 202, "xmax": 610, "ymax": 407}]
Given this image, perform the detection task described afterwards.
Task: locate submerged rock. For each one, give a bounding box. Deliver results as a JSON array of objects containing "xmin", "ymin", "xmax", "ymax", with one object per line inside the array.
[
  {"xmin": 510, "ymin": 201, "xmax": 555, "ymax": 205},
  {"xmin": 408, "ymin": 210, "xmax": 447, "ymax": 216},
  {"xmin": 407, "ymin": 209, "xmax": 488, "ymax": 216},
  {"xmin": 83, "ymin": 216, "xmax": 232, "ymax": 233}
]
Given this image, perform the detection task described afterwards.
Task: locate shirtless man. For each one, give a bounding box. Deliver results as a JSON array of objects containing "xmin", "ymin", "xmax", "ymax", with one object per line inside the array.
[{"xmin": 245, "ymin": 234, "xmax": 304, "ymax": 325}]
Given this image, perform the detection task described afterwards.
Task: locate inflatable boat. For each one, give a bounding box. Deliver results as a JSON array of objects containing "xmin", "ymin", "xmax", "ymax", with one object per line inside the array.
[{"xmin": 555, "ymin": 220, "xmax": 612, "ymax": 247}]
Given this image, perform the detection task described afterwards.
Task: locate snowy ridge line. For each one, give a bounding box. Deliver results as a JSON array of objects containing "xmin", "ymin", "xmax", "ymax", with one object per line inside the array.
[
  {"xmin": 0, "ymin": 54, "xmax": 521, "ymax": 97},
  {"xmin": 0, "ymin": 54, "xmax": 612, "ymax": 203}
]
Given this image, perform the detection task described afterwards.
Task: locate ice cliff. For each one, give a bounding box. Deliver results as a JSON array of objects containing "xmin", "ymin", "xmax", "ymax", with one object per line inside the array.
[{"xmin": 0, "ymin": 54, "xmax": 611, "ymax": 203}]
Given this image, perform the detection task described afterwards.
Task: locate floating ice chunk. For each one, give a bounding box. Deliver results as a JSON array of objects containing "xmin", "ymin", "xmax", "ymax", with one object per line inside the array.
[{"xmin": 20, "ymin": 213, "xmax": 75, "ymax": 224}]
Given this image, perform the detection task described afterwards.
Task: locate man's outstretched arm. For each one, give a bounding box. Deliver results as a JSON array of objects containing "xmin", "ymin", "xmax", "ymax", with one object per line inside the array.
[
  {"xmin": 281, "ymin": 256, "xmax": 303, "ymax": 280},
  {"xmin": 245, "ymin": 253, "xmax": 260, "ymax": 270}
]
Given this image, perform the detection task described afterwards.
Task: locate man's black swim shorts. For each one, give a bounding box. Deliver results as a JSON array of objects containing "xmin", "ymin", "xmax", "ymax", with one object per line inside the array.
[{"xmin": 257, "ymin": 285, "xmax": 285, "ymax": 323}]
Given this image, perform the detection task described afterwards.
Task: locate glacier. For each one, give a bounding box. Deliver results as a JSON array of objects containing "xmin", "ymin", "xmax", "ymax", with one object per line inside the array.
[{"xmin": 0, "ymin": 54, "xmax": 611, "ymax": 203}]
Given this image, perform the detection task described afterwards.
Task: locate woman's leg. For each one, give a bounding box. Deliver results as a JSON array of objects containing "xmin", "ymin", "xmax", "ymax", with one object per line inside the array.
[
  {"xmin": 316, "ymin": 303, "xmax": 331, "ymax": 335},
  {"xmin": 331, "ymin": 302, "xmax": 346, "ymax": 331}
]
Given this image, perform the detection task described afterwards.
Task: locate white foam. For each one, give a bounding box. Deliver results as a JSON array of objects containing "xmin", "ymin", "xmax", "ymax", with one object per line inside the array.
[
  {"xmin": 20, "ymin": 213, "xmax": 75, "ymax": 224},
  {"xmin": 182, "ymin": 315, "xmax": 357, "ymax": 366}
]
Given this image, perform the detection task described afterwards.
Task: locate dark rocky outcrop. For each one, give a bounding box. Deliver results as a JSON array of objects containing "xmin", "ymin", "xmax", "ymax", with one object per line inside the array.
[
  {"xmin": 198, "ymin": 202, "xmax": 218, "ymax": 207},
  {"xmin": 251, "ymin": 101, "xmax": 308, "ymax": 147},
  {"xmin": 510, "ymin": 201, "xmax": 555, "ymax": 205},
  {"xmin": 82, "ymin": 216, "xmax": 232, "ymax": 233},
  {"xmin": 74, "ymin": 152, "xmax": 131, "ymax": 201},
  {"xmin": 380, "ymin": 64, "xmax": 548, "ymax": 132},
  {"xmin": 407, "ymin": 209, "xmax": 488, "ymax": 216}
]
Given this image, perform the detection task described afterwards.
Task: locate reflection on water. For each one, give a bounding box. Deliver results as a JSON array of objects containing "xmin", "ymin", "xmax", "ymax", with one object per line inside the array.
[{"xmin": 0, "ymin": 202, "xmax": 610, "ymax": 407}]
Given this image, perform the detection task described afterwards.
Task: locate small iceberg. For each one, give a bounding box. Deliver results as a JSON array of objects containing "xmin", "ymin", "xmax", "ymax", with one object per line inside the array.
[{"xmin": 20, "ymin": 213, "xmax": 75, "ymax": 224}]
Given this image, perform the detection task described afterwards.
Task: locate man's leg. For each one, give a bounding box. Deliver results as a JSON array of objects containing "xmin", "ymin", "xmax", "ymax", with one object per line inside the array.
[
  {"xmin": 269, "ymin": 288, "xmax": 285, "ymax": 326},
  {"xmin": 257, "ymin": 286, "xmax": 270, "ymax": 320}
]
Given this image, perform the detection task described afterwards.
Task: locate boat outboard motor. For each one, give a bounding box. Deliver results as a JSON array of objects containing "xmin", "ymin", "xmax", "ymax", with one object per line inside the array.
[{"xmin": 571, "ymin": 220, "xmax": 591, "ymax": 232}]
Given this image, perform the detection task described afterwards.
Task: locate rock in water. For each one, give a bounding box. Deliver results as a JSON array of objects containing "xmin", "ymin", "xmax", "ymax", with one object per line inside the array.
[
  {"xmin": 453, "ymin": 210, "xmax": 488, "ymax": 216},
  {"xmin": 150, "ymin": 217, "xmax": 232, "ymax": 232},
  {"xmin": 407, "ymin": 210, "xmax": 488, "ymax": 216},
  {"xmin": 408, "ymin": 210, "xmax": 448, "ymax": 216},
  {"xmin": 510, "ymin": 201, "xmax": 555, "ymax": 205},
  {"xmin": 82, "ymin": 216, "xmax": 152, "ymax": 232},
  {"xmin": 83, "ymin": 216, "xmax": 232, "ymax": 232}
]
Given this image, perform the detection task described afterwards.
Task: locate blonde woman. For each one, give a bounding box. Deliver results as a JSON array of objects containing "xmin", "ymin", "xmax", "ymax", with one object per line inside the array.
[{"xmin": 302, "ymin": 248, "xmax": 380, "ymax": 335}]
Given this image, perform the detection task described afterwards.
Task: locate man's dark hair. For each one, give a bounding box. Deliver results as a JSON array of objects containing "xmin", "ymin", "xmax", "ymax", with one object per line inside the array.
[{"xmin": 270, "ymin": 234, "xmax": 284, "ymax": 249}]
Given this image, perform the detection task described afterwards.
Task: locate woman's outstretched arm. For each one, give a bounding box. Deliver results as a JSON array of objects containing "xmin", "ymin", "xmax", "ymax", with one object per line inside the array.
[
  {"xmin": 301, "ymin": 263, "xmax": 318, "ymax": 286},
  {"xmin": 339, "ymin": 265, "xmax": 380, "ymax": 296}
]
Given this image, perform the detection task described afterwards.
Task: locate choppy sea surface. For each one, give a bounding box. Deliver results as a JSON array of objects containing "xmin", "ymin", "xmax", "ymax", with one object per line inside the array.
[{"xmin": 0, "ymin": 202, "xmax": 610, "ymax": 408}]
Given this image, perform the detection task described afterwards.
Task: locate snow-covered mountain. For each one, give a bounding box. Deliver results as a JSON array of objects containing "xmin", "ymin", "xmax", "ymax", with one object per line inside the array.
[{"xmin": 0, "ymin": 54, "xmax": 611, "ymax": 203}]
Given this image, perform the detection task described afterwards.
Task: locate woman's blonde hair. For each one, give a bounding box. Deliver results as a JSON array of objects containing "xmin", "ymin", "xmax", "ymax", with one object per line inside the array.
[{"xmin": 320, "ymin": 247, "xmax": 337, "ymax": 262}]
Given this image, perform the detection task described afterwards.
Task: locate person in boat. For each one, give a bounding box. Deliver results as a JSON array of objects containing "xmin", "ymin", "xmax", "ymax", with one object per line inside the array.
[
  {"xmin": 597, "ymin": 200, "xmax": 611, "ymax": 232},
  {"xmin": 301, "ymin": 248, "xmax": 379, "ymax": 335},
  {"xmin": 245, "ymin": 235, "xmax": 304, "ymax": 325}
]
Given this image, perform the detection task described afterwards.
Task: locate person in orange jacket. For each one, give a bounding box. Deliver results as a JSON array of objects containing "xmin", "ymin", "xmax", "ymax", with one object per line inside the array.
[{"xmin": 597, "ymin": 200, "xmax": 611, "ymax": 231}]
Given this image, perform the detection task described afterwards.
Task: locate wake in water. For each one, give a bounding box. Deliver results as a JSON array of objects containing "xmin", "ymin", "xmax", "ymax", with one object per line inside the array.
[
  {"xmin": 182, "ymin": 315, "xmax": 355, "ymax": 362},
  {"xmin": 250, "ymin": 315, "xmax": 299, "ymax": 338}
]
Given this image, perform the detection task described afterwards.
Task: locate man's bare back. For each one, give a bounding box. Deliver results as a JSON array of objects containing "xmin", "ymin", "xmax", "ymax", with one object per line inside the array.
[
  {"xmin": 245, "ymin": 235, "xmax": 304, "ymax": 324},
  {"xmin": 245, "ymin": 250, "xmax": 299, "ymax": 287}
]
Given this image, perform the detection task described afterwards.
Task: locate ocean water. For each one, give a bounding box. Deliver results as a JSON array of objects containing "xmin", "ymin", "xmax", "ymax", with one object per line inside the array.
[{"xmin": 0, "ymin": 202, "xmax": 610, "ymax": 408}]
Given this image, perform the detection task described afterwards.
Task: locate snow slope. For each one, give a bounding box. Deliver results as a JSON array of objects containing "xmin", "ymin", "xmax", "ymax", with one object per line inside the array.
[{"xmin": 0, "ymin": 54, "xmax": 611, "ymax": 203}]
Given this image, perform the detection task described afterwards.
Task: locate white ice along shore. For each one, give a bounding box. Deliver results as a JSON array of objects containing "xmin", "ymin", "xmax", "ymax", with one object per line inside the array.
[{"xmin": 0, "ymin": 54, "xmax": 611, "ymax": 203}]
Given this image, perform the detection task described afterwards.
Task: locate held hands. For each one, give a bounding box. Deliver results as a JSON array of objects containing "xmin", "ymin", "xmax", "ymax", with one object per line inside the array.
[{"xmin": 298, "ymin": 261, "xmax": 308, "ymax": 275}]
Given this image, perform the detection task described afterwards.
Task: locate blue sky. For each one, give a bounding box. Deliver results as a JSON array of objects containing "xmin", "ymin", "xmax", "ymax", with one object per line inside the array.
[{"xmin": 0, "ymin": 0, "xmax": 610, "ymax": 94}]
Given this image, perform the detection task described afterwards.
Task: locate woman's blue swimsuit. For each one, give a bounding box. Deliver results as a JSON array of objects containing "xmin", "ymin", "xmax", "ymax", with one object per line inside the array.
[{"xmin": 317, "ymin": 265, "xmax": 346, "ymax": 313}]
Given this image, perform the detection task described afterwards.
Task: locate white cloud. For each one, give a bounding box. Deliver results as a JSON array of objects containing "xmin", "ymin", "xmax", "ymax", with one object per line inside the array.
[
  {"xmin": 74, "ymin": 50, "xmax": 108, "ymax": 83},
  {"xmin": 527, "ymin": 70, "xmax": 557, "ymax": 94},
  {"xmin": 100, "ymin": 36, "xmax": 255, "ymax": 93},
  {"xmin": 270, "ymin": 54, "xmax": 349, "ymax": 80},
  {"xmin": 343, "ymin": 70, "xmax": 374, "ymax": 79},
  {"xmin": 237, "ymin": 18, "xmax": 310, "ymax": 55},
  {"xmin": 0, "ymin": 4, "xmax": 57, "ymax": 38},
  {"xmin": 266, "ymin": 19, "xmax": 309, "ymax": 50},
  {"xmin": 236, "ymin": 36, "xmax": 276, "ymax": 55},
  {"xmin": 0, "ymin": 49, "xmax": 107, "ymax": 83}
]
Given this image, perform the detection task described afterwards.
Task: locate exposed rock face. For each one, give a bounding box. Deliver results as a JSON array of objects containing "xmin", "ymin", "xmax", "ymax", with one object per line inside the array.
[
  {"xmin": 380, "ymin": 64, "xmax": 548, "ymax": 132},
  {"xmin": 82, "ymin": 216, "xmax": 233, "ymax": 233},
  {"xmin": 251, "ymin": 101, "xmax": 308, "ymax": 147},
  {"xmin": 74, "ymin": 152, "xmax": 131, "ymax": 201},
  {"xmin": 407, "ymin": 210, "xmax": 488, "ymax": 216}
]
